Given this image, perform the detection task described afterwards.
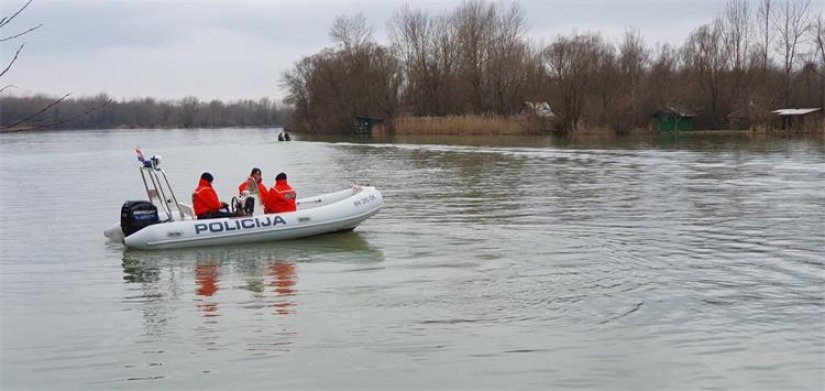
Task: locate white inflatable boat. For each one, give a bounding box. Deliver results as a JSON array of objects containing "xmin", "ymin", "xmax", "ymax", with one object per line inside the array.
[{"xmin": 104, "ymin": 154, "xmax": 383, "ymax": 250}]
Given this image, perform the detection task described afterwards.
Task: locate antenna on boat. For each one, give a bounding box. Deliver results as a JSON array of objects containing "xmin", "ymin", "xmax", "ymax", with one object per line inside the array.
[{"xmin": 135, "ymin": 147, "xmax": 185, "ymax": 221}]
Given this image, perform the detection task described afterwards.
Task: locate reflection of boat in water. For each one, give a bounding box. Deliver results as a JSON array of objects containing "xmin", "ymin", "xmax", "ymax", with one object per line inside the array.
[
  {"xmin": 120, "ymin": 233, "xmax": 383, "ymax": 349},
  {"xmin": 122, "ymin": 231, "xmax": 384, "ymax": 335},
  {"xmin": 105, "ymin": 153, "xmax": 383, "ymax": 250},
  {"xmin": 122, "ymin": 231, "xmax": 385, "ymax": 284}
]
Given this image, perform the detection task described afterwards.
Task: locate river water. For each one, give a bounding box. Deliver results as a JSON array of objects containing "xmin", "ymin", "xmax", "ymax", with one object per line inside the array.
[{"xmin": 1, "ymin": 128, "xmax": 823, "ymax": 390}]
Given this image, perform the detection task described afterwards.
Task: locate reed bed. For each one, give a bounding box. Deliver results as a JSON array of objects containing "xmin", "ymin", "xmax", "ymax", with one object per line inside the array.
[{"xmin": 390, "ymin": 115, "xmax": 528, "ymax": 136}]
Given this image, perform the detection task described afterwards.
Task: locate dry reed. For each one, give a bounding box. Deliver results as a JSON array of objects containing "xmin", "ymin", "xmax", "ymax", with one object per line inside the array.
[{"xmin": 390, "ymin": 115, "xmax": 528, "ymax": 136}]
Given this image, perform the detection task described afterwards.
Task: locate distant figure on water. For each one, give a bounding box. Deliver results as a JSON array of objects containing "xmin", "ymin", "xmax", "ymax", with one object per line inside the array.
[{"xmin": 277, "ymin": 131, "xmax": 291, "ymax": 141}]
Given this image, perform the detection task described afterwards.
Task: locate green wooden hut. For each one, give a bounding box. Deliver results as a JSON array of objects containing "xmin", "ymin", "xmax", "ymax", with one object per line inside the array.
[{"xmin": 652, "ymin": 107, "xmax": 695, "ymax": 131}]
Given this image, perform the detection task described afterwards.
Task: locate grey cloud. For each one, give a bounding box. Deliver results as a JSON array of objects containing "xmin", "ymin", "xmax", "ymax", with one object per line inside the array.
[{"xmin": 18, "ymin": 2, "xmax": 190, "ymax": 54}]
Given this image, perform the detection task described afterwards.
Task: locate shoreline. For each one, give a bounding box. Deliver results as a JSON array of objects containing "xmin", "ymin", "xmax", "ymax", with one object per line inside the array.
[
  {"xmin": 2, "ymin": 120, "xmax": 822, "ymax": 138},
  {"xmin": 0, "ymin": 125, "xmax": 285, "ymax": 134},
  {"xmin": 372, "ymin": 115, "xmax": 824, "ymax": 138}
]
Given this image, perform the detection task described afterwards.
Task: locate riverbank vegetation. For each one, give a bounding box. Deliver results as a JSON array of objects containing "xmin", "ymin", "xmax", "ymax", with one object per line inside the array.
[
  {"xmin": 0, "ymin": 94, "xmax": 288, "ymax": 131},
  {"xmin": 391, "ymin": 115, "xmax": 526, "ymax": 136},
  {"xmin": 282, "ymin": 0, "xmax": 825, "ymax": 135}
]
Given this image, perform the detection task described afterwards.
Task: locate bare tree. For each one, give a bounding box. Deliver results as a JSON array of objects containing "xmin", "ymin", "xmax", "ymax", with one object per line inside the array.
[
  {"xmin": 543, "ymin": 33, "xmax": 607, "ymax": 133},
  {"xmin": 722, "ymin": 0, "xmax": 751, "ymax": 99},
  {"xmin": 723, "ymin": 0, "xmax": 751, "ymax": 72},
  {"xmin": 281, "ymin": 56, "xmax": 319, "ymax": 130},
  {"xmin": 454, "ymin": 0, "xmax": 497, "ymax": 113},
  {"xmin": 773, "ymin": 0, "xmax": 814, "ymax": 105},
  {"xmin": 486, "ymin": 2, "xmax": 530, "ymax": 115},
  {"xmin": 282, "ymin": 13, "xmax": 401, "ymax": 133},
  {"xmin": 683, "ymin": 20, "xmax": 730, "ymax": 127},
  {"xmin": 389, "ymin": 0, "xmax": 533, "ymax": 117},
  {"xmin": 643, "ymin": 43, "xmax": 681, "ymax": 112},
  {"xmin": 617, "ymin": 28, "xmax": 649, "ymax": 129},
  {"xmin": 816, "ymin": 12, "xmax": 825, "ymax": 69},
  {"xmin": 756, "ymin": 0, "xmax": 774, "ymax": 72},
  {"xmin": 432, "ymin": 14, "xmax": 460, "ymax": 115},
  {"xmin": 812, "ymin": 12, "xmax": 825, "ymax": 108},
  {"xmin": 329, "ymin": 13, "xmax": 373, "ymax": 52},
  {"xmin": 389, "ymin": 5, "xmax": 436, "ymax": 115}
]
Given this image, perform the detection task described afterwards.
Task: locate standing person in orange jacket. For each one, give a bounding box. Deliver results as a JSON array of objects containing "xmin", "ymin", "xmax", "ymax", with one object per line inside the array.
[
  {"xmin": 237, "ymin": 167, "xmax": 269, "ymax": 214},
  {"xmin": 192, "ymin": 172, "xmax": 233, "ymax": 219},
  {"xmin": 265, "ymin": 172, "xmax": 297, "ymax": 213},
  {"xmin": 238, "ymin": 167, "xmax": 268, "ymax": 197}
]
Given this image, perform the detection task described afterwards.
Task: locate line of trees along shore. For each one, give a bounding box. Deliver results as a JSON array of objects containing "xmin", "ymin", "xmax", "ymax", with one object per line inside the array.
[
  {"xmin": 0, "ymin": 94, "xmax": 287, "ymax": 130},
  {"xmin": 282, "ymin": 0, "xmax": 825, "ymax": 134}
]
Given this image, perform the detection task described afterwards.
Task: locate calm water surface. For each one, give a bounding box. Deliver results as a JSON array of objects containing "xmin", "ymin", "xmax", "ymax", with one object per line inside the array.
[{"xmin": 1, "ymin": 129, "xmax": 823, "ymax": 390}]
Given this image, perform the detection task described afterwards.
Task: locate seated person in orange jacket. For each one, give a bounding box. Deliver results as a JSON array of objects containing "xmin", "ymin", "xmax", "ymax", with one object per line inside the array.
[
  {"xmin": 238, "ymin": 167, "xmax": 268, "ymax": 197},
  {"xmin": 192, "ymin": 172, "xmax": 233, "ymax": 219},
  {"xmin": 265, "ymin": 172, "xmax": 297, "ymax": 213}
]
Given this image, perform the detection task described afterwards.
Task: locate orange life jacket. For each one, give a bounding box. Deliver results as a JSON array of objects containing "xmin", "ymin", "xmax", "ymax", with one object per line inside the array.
[
  {"xmin": 192, "ymin": 179, "xmax": 222, "ymax": 216},
  {"xmin": 238, "ymin": 177, "xmax": 268, "ymax": 197},
  {"xmin": 265, "ymin": 179, "xmax": 297, "ymax": 213}
]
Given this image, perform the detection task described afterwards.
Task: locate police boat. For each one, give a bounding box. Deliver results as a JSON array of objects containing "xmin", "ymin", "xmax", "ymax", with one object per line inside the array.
[{"xmin": 104, "ymin": 153, "xmax": 383, "ymax": 250}]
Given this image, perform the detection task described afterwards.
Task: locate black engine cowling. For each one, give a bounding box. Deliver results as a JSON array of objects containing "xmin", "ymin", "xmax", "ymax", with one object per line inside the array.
[{"xmin": 120, "ymin": 200, "xmax": 159, "ymax": 237}]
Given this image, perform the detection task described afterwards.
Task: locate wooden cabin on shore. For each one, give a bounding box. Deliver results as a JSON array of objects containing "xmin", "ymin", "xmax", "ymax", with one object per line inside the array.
[
  {"xmin": 771, "ymin": 108, "xmax": 823, "ymax": 131},
  {"xmin": 651, "ymin": 107, "xmax": 695, "ymax": 131}
]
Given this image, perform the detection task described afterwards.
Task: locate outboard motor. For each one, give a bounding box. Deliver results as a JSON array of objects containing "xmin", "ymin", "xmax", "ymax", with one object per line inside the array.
[{"xmin": 121, "ymin": 200, "xmax": 159, "ymax": 237}]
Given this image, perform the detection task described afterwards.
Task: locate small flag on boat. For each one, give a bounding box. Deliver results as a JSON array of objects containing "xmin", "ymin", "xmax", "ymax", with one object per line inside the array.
[{"xmin": 135, "ymin": 147, "xmax": 145, "ymax": 162}]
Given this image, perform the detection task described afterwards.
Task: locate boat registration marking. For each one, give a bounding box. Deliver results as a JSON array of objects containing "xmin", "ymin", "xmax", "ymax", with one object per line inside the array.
[{"xmin": 353, "ymin": 194, "xmax": 377, "ymax": 207}]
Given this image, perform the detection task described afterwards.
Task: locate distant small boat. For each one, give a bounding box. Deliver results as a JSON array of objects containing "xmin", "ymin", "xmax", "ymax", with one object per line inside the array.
[
  {"xmin": 104, "ymin": 153, "xmax": 383, "ymax": 250},
  {"xmin": 277, "ymin": 131, "xmax": 291, "ymax": 141}
]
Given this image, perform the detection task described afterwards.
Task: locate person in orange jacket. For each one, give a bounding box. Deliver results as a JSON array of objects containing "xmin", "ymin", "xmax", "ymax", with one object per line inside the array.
[
  {"xmin": 192, "ymin": 172, "xmax": 233, "ymax": 219},
  {"xmin": 238, "ymin": 167, "xmax": 268, "ymax": 197},
  {"xmin": 265, "ymin": 172, "xmax": 297, "ymax": 213}
]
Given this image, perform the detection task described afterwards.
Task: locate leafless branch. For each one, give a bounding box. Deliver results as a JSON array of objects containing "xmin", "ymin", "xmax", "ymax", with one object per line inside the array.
[
  {"xmin": 0, "ymin": 44, "xmax": 24, "ymax": 78},
  {"xmin": 26, "ymin": 98, "xmax": 115, "ymax": 131},
  {"xmin": 0, "ymin": 23, "xmax": 43, "ymax": 42},
  {"xmin": 0, "ymin": 84, "xmax": 17, "ymax": 94},
  {"xmin": 0, "ymin": 93, "xmax": 70, "ymax": 130},
  {"xmin": 0, "ymin": 0, "xmax": 35, "ymax": 29}
]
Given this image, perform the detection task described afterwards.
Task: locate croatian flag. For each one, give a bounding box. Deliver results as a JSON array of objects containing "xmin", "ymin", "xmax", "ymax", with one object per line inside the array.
[{"xmin": 135, "ymin": 147, "xmax": 145, "ymax": 162}]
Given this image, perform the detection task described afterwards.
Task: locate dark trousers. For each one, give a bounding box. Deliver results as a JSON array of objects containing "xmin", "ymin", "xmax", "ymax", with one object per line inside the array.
[{"xmin": 197, "ymin": 211, "xmax": 234, "ymax": 220}]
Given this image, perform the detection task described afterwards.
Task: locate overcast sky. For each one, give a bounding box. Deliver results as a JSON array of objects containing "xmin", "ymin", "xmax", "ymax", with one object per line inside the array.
[{"xmin": 2, "ymin": 0, "xmax": 816, "ymax": 103}]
